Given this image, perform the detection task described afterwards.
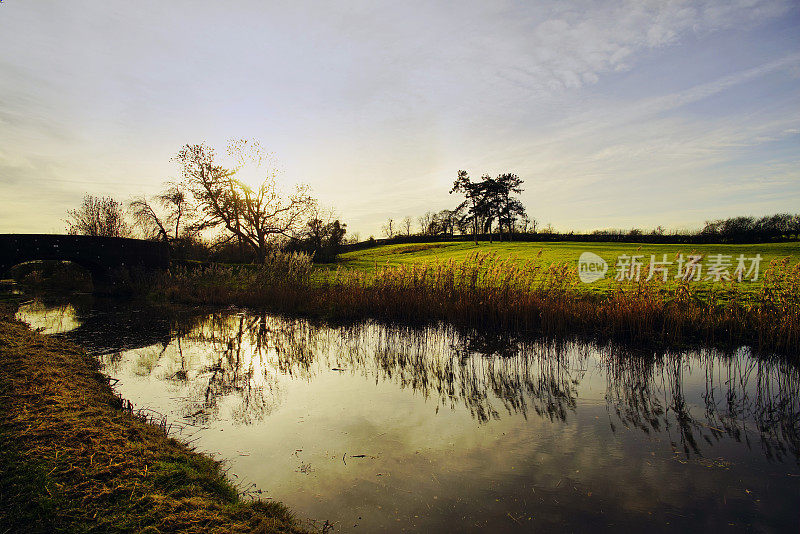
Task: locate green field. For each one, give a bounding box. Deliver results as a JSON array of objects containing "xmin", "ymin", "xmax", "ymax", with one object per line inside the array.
[{"xmin": 330, "ymin": 240, "xmax": 800, "ymax": 292}]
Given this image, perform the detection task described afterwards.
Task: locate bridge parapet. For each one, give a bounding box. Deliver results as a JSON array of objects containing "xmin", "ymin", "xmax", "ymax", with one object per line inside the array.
[{"xmin": 0, "ymin": 234, "xmax": 170, "ymax": 284}]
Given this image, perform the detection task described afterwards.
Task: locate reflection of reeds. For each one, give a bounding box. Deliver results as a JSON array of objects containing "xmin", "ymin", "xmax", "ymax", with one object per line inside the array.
[
  {"xmin": 153, "ymin": 252, "xmax": 800, "ymax": 352},
  {"xmin": 154, "ymin": 311, "xmax": 799, "ymax": 461},
  {"xmin": 602, "ymin": 345, "xmax": 800, "ymax": 461}
]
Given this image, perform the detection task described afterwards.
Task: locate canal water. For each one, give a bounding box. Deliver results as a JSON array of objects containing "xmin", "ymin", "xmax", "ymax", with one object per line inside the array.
[{"xmin": 15, "ymin": 297, "xmax": 800, "ymax": 532}]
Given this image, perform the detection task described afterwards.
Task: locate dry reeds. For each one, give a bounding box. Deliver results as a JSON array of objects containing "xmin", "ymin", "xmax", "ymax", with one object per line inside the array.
[{"xmin": 153, "ymin": 252, "xmax": 800, "ymax": 353}]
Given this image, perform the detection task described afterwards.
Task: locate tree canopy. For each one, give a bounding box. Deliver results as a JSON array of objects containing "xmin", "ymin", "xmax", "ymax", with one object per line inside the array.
[
  {"xmin": 65, "ymin": 195, "xmax": 131, "ymax": 238},
  {"xmin": 176, "ymin": 141, "xmax": 317, "ymax": 262},
  {"xmin": 129, "ymin": 183, "xmax": 194, "ymax": 249},
  {"xmin": 450, "ymin": 170, "xmax": 527, "ymax": 243}
]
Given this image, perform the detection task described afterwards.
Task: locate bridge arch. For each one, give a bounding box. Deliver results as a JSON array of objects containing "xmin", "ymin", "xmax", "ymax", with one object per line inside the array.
[{"xmin": 0, "ymin": 234, "xmax": 170, "ymax": 289}]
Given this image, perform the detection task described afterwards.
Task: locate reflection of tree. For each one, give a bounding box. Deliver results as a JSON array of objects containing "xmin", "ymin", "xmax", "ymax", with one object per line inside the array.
[
  {"xmin": 289, "ymin": 325, "xmax": 584, "ymax": 424},
  {"xmin": 170, "ymin": 312, "xmax": 335, "ymax": 425},
  {"xmin": 160, "ymin": 313, "xmax": 800, "ymax": 462},
  {"xmin": 63, "ymin": 299, "xmax": 798, "ymax": 463},
  {"xmin": 177, "ymin": 314, "xmax": 287, "ymax": 425}
]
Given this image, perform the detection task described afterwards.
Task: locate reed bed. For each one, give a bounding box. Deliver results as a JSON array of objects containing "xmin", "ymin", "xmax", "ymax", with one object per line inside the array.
[{"xmin": 152, "ymin": 251, "xmax": 800, "ymax": 353}]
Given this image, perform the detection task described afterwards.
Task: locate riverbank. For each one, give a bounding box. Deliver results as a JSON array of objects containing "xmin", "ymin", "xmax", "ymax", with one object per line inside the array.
[{"xmin": 0, "ymin": 308, "xmax": 309, "ymax": 533}]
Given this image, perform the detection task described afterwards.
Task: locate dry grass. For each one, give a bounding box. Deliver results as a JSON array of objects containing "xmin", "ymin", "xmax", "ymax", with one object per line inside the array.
[
  {"xmin": 0, "ymin": 313, "xmax": 309, "ymax": 534},
  {"xmin": 152, "ymin": 252, "xmax": 800, "ymax": 353}
]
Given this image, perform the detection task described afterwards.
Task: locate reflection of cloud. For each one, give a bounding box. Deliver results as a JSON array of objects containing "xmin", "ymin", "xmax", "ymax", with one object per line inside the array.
[
  {"xmin": 19, "ymin": 302, "xmax": 799, "ymax": 531},
  {"xmin": 85, "ymin": 309, "xmax": 799, "ymax": 463},
  {"xmin": 15, "ymin": 301, "xmax": 82, "ymax": 334}
]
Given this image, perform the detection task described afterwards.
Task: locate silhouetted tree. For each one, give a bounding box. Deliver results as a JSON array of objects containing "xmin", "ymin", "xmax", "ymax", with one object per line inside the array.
[
  {"xmin": 494, "ymin": 173, "xmax": 526, "ymax": 240},
  {"xmin": 434, "ymin": 209, "xmax": 461, "ymax": 236},
  {"xmin": 382, "ymin": 218, "xmax": 395, "ymax": 238},
  {"xmin": 129, "ymin": 183, "xmax": 195, "ymax": 250},
  {"xmin": 402, "ymin": 216, "xmax": 413, "ymax": 236},
  {"xmin": 450, "ymin": 170, "xmax": 483, "ymax": 244},
  {"xmin": 177, "ymin": 140, "xmax": 316, "ymax": 262},
  {"xmin": 520, "ymin": 214, "xmax": 532, "ymax": 233},
  {"xmin": 298, "ymin": 211, "xmax": 347, "ymax": 262},
  {"xmin": 418, "ymin": 211, "xmax": 435, "ymax": 235},
  {"xmin": 65, "ymin": 195, "xmax": 131, "ymax": 237},
  {"xmin": 451, "ymin": 170, "xmax": 526, "ymax": 243}
]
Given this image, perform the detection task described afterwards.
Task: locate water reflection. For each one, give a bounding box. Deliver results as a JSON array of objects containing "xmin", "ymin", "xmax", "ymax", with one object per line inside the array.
[
  {"xmin": 15, "ymin": 298, "xmax": 86, "ymax": 334},
  {"xmin": 603, "ymin": 349, "xmax": 800, "ymax": 463},
  {"xmin": 15, "ymin": 298, "xmax": 800, "ymax": 532},
  {"xmin": 102, "ymin": 311, "xmax": 797, "ymax": 464}
]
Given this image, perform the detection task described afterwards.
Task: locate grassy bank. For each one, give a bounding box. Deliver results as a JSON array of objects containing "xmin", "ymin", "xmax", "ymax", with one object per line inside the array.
[
  {"xmin": 0, "ymin": 309, "xmax": 309, "ymax": 534},
  {"xmin": 151, "ymin": 246, "xmax": 800, "ymax": 353}
]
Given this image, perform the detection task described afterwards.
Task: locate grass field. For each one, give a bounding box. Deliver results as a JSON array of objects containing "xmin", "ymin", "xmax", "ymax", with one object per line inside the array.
[
  {"xmin": 336, "ymin": 240, "xmax": 800, "ymax": 270},
  {"xmin": 331, "ymin": 240, "xmax": 800, "ymax": 293}
]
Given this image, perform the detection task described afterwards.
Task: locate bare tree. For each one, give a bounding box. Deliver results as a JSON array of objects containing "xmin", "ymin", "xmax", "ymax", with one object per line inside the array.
[
  {"xmin": 66, "ymin": 195, "xmax": 130, "ymax": 237},
  {"xmin": 177, "ymin": 140, "xmax": 317, "ymax": 262},
  {"xmin": 520, "ymin": 214, "xmax": 531, "ymax": 233},
  {"xmin": 436, "ymin": 209, "xmax": 459, "ymax": 236},
  {"xmin": 417, "ymin": 211, "xmax": 435, "ymax": 235},
  {"xmin": 129, "ymin": 183, "xmax": 193, "ymax": 246},
  {"xmin": 382, "ymin": 217, "xmax": 395, "ymax": 238},
  {"xmin": 402, "ymin": 216, "xmax": 412, "ymax": 236}
]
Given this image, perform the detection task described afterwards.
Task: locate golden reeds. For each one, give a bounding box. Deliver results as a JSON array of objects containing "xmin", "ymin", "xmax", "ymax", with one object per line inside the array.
[{"xmin": 153, "ymin": 252, "xmax": 800, "ymax": 352}]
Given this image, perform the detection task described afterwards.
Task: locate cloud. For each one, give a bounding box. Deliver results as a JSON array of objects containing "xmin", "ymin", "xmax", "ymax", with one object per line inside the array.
[
  {"xmin": 0, "ymin": 0, "xmax": 797, "ymax": 236},
  {"xmin": 430, "ymin": 0, "xmax": 795, "ymax": 97}
]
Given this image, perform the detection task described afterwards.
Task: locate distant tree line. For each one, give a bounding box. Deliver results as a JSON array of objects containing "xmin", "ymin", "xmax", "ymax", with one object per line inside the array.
[
  {"xmin": 584, "ymin": 214, "xmax": 800, "ymax": 243},
  {"xmin": 370, "ymin": 168, "xmax": 799, "ymax": 246},
  {"xmin": 64, "ymin": 153, "xmax": 799, "ymax": 262},
  {"xmin": 699, "ymin": 214, "xmax": 800, "ymax": 243},
  {"xmin": 373, "ymin": 173, "xmax": 799, "ymax": 248},
  {"xmin": 363, "ymin": 215, "xmax": 800, "ymax": 251}
]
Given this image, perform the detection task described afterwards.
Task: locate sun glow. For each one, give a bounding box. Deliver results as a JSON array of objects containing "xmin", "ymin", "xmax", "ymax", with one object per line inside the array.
[{"xmin": 224, "ymin": 139, "xmax": 280, "ymax": 191}]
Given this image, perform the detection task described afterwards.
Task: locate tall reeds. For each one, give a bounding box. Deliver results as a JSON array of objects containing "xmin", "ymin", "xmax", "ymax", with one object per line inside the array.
[{"xmin": 152, "ymin": 251, "xmax": 800, "ymax": 353}]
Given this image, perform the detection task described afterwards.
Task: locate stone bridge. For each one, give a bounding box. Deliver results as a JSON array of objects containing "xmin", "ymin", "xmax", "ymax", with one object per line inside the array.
[{"xmin": 0, "ymin": 234, "xmax": 170, "ymax": 286}]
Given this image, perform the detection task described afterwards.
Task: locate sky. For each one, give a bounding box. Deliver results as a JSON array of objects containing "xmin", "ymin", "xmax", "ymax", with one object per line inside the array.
[{"xmin": 1, "ymin": 0, "xmax": 799, "ymax": 238}]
